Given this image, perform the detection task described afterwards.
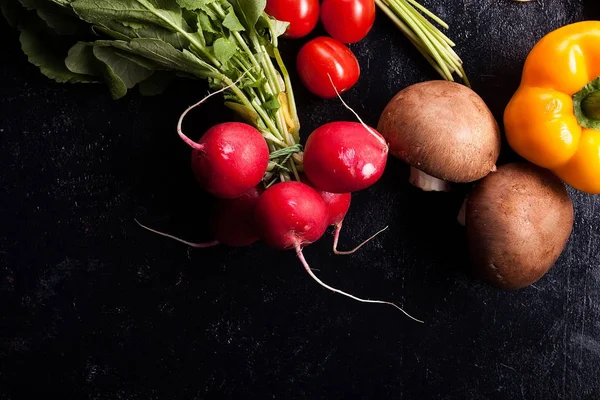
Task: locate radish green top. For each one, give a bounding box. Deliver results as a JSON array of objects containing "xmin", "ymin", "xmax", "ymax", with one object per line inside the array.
[{"xmin": 4, "ymin": 0, "xmax": 302, "ymax": 185}]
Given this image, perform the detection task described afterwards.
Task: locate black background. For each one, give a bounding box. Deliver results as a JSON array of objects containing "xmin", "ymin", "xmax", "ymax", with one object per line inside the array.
[{"xmin": 2, "ymin": 1, "xmax": 600, "ymax": 399}]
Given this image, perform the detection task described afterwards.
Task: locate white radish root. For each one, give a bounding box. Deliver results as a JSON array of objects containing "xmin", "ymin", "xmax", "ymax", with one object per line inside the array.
[
  {"xmin": 295, "ymin": 246, "xmax": 424, "ymax": 323},
  {"xmin": 326, "ymin": 73, "xmax": 388, "ymax": 149},
  {"xmin": 333, "ymin": 222, "xmax": 389, "ymax": 255},
  {"xmin": 135, "ymin": 219, "xmax": 219, "ymax": 248},
  {"xmin": 177, "ymin": 75, "xmax": 247, "ymax": 150}
]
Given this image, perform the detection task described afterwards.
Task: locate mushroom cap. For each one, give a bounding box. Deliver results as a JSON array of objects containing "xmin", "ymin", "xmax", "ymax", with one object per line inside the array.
[
  {"xmin": 377, "ymin": 80, "xmax": 501, "ymax": 182},
  {"xmin": 466, "ymin": 163, "xmax": 574, "ymax": 290}
]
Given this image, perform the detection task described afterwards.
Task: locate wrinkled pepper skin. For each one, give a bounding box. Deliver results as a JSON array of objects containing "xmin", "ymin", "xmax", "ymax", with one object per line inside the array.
[{"xmin": 504, "ymin": 21, "xmax": 600, "ymax": 194}]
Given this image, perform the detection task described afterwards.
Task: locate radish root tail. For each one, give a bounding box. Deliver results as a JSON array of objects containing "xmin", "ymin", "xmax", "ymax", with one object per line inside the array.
[
  {"xmin": 333, "ymin": 221, "xmax": 389, "ymax": 255},
  {"xmin": 326, "ymin": 73, "xmax": 388, "ymax": 148},
  {"xmin": 295, "ymin": 246, "xmax": 424, "ymax": 323},
  {"xmin": 177, "ymin": 74, "xmax": 248, "ymax": 151},
  {"xmin": 135, "ymin": 219, "xmax": 219, "ymax": 248}
]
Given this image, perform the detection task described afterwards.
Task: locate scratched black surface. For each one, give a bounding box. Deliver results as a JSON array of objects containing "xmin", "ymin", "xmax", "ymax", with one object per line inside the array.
[{"xmin": 1, "ymin": 1, "xmax": 600, "ymax": 399}]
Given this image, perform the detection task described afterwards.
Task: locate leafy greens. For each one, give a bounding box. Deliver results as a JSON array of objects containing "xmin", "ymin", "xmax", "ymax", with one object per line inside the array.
[{"xmin": 2, "ymin": 0, "xmax": 302, "ymax": 183}]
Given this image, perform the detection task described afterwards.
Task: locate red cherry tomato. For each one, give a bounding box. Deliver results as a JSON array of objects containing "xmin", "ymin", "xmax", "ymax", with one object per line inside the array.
[
  {"xmin": 320, "ymin": 0, "xmax": 376, "ymax": 43},
  {"xmin": 296, "ymin": 36, "xmax": 360, "ymax": 99},
  {"xmin": 265, "ymin": 0, "xmax": 319, "ymax": 39}
]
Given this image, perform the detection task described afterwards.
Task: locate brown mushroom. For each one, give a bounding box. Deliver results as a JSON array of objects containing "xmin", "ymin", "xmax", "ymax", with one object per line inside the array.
[
  {"xmin": 377, "ymin": 80, "xmax": 501, "ymax": 191},
  {"xmin": 464, "ymin": 162, "xmax": 574, "ymax": 290}
]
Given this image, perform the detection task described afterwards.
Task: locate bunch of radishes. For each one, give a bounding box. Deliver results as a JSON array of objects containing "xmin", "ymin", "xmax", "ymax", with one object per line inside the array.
[{"xmin": 137, "ymin": 82, "xmax": 422, "ymax": 322}]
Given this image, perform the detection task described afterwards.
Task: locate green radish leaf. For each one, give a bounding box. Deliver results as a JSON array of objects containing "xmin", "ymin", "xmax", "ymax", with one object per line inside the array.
[
  {"xmin": 196, "ymin": 10, "xmax": 217, "ymax": 33},
  {"xmin": 93, "ymin": 39, "xmax": 134, "ymax": 52},
  {"xmin": 47, "ymin": 0, "xmax": 71, "ymax": 7},
  {"xmin": 267, "ymin": 17, "xmax": 288, "ymax": 40},
  {"xmin": 112, "ymin": 48, "xmax": 165, "ymax": 70},
  {"xmin": 181, "ymin": 8, "xmax": 205, "ymax": 45},
  {"xmin": 177, "ymin": 0, "xmax": 219, "ymax": 19},
  {"xmin": 228, "ymin": 0, "xmax": 265, "ymax": 31},
  {"xmin": 71, "ymin": 0, "xmax": 184, "ymax": 32},
  {"xmin": 90, "ymin": 39, "xmax": 167, "ymax": 70},
  {"xmin": 92, "ymin": 45, "xmax": 153, "ymax": 89},
  {"xmin": 197, "ymin": 0, "xmax": 218, "ymax": 20},
  {"xmin": 138, "ymin": 71, "xmax": 173, "ymax": 96},
  {"xmin": 65, "ymin": 42, "xmax": 102, "ymax": 76},
  {"xmin": 255, "ymin": 14, "xmax": 288, "ymax": 49},
  {"xmin": 224, "ymin": 101, "xmax": 260, "ymax": 126},
  {"xmin": 93, "ymin": 24, "xmax": 133, "ymax": 41},
  {"xmin": 18, "ymin": 16, "xmax": 96, "ymax": 83},
  {"xmin": 35, "ymin": 8, "xmax": 80, "ymax": 34},
  {"xmin": 1, "ymin": 0, "xmax": 26, "ymax": 28},
  {"xmin": 213, "ymin": 36, "xmax": 236, "ymax": 64},
  {"xmin": 17, "ymin": 0, "xmax": 80, "ymax": 34},
  {"xmin": 95, "ymin": 22, "xmax": 190, "ymax": 49},
  {"xmin": 136, "ymin": 24, "xmax": 189, "ymax": 48},
  {"xmin": 240, "ymin": 76, "xmax": 266, "ymax": 89},
  {"xmin": 175, "ymin": 0, "xmax": 203, "ymax": 10},
  {"xmin": 121, "ymin": 21, "xmax": 145, "ymax": 29},
  {"xmin": 188, "ymin": 30, "xmax": 205, "ymax": 47},
  {"xmin": 263, "ymin": 97, "xmax": 280, "ymax": 110},
  {"xmin": 128, "ymin": 38, "xmax": 212, "ymax": 77},
  {"xmin": 92, "ymin": 52, "xmax": 128, "ymax": 98},
  {"xmin": 222, "ymin": 9, "xmax": 244, "ymax": 31}
]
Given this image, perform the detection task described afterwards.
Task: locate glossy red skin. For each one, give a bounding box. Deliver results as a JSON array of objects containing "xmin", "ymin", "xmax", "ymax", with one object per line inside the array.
[
  {"xmin": 320, "ymin": 0, "xmax": 376, "ymax": 43},
  {"xmin": 319, "ymin": 191, "xmax": 351, "ymax": 226},
  {"xmin": 254, "ymin": 181, "xmax": 329, "ymax": 249},
  {"xmin": 265, "ymin": 0, "xmax": 319, "ymax": 39},
  {"xmin": 300, "ymin": 174, "xmax": 351, "ymax": 226},
  {"xmin": 296, "ymin": 37, "xmax": 360, "ymax": 99},
  {"xmin": 211, "ymin": 186, "xmax": 263, "ymax": 246},
  {"xmin": 191, "ymin": 122, "xmax": 268, "ymax": 199},
  {"xmin": 303, "ymin": 121, "xmax": 388, "ymax": 193}
]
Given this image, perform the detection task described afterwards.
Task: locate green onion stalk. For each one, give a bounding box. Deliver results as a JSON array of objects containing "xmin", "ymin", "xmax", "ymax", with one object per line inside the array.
[{"xmin": 375, "ymin": 0, "xmax": 470, "ymax": 87}]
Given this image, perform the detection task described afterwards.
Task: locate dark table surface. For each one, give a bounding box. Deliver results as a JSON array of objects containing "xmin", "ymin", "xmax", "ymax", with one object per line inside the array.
[{"xmin": 2, "ymin": 1, "xmax": 600, "ymax": 399}]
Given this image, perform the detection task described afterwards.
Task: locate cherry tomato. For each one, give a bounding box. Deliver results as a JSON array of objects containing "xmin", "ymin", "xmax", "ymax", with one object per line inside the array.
[
  {"xmin": 320, "ymin": 0, "xmax": 376, "ymax": 43},
  {"xmin": 265, "ymin": 0, "xmax": 319, "ymax": 39},
  {"xmin": 296, "ymin": 36, "xmax": 361, "ymax": 99}
]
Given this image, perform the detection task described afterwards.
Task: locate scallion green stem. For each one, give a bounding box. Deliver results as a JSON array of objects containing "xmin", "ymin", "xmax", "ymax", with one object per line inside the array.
[
  {"xmin": 376, "ymin": 0, "xmax": 469, "ymax": 86},
  {"xmin": 391, "ymin": 0, "xmax": 453, "ymax": 80},
  {"xmin": 406, "ymin": 0, "xmax": 448, "ymax": 28}
]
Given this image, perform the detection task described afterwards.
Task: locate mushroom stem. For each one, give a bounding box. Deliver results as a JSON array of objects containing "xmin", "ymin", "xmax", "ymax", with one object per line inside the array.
[
  {"xmin": 456, "ymin": 196, "xmax": 468, "ymax": 226},
  {"xmin": 409, "ymin": 167, "xmax": 451, "ymax": 192}
]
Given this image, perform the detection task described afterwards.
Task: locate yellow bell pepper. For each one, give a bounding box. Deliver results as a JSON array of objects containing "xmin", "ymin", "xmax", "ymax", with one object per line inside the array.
[{"xmin": 504, "ymin": 21, "xmax": 600, "ymax": 194}]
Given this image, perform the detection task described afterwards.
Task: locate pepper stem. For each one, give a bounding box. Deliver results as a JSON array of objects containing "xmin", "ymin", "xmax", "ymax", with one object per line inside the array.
[
  {"xmin": 573, "ymin": 76, "xmax": 600, "ymax": 129},
  {"xmin": 582, "ymin": 91, "xmax": 600, "ymax": 120}
]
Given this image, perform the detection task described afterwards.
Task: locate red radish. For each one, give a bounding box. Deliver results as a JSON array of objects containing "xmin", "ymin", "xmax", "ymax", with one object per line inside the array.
[
  {"xmin": 303, "ymin": 75, "xmax": 389, "ymax": 193},
  {"xmin": 320, "ymin": 190, "xmax": 351, "ymax": 227},
  {"xmin": 254, "ymin": 181, "xmax": 329, "ymax": 250},
  {"xmin": 187, "ymin": 122, "xmax": 268, "ymax": 199},
  {"xmin": 136, "ymin": 186, "xmax": 262, "ymax": 248},
  {"xmin": 301, "ymin": 176, "xmax": 389, "ymax": 255},
  {"xmin": 318, "ymin": 190, "xmax": 388, "ymax": 255},
  {"xmin": 177, "ymin": 89, "xmax": 269, "ymax": 199},
  {"xmin": 255, "ymin": 181, "xmax": 422, "ymax": 321},
  {"xmin": 210, "ymin": 186, "xmax": 263, "ymax": 246},
  {"xmin": 303, "ymin": 121, "xmax": 388, "ymax": 193}
]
